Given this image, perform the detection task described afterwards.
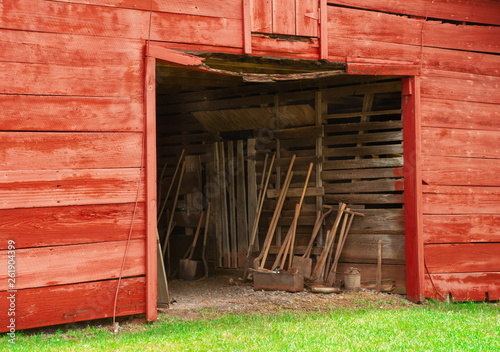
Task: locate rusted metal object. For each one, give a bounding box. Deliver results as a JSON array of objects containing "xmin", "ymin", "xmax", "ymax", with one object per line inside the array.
[
  {"xmin": 253, "ymin": 271, "xmax": 304, "ymax": 292},
  {"xmin": 344, "ymin": 267, "xmax": 361, "ymax": 291}
]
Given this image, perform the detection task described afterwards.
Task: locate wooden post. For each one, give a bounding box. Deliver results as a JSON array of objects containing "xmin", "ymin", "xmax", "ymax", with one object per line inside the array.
[
  {"xmin": 237, "ymin": 140, "xmax": 249, "ymax": 267},
  {"xmin": 377, "ymin": 240, "xmax": 382, "ymax": 292},
  {"xmin": 403, "ymin": 76, "xmax": 425, "ymax": 303},
  {"xmin": 219, "ymin": 142, "xmax": 230, "ymax": 267},
  {"xmin": 144, "ymin": 55, "xmax": 157, "ymax": 322},
  {"xmin": 213, "ymin": 142, "xmax": 223, "ymax": 267},
  {"xmin": 228, "ymin": 141, "xmax": 237, "ymax": 268},
  {"xmin": 315, "ymin": 91, "xmax": 324, "ymax": 246}
]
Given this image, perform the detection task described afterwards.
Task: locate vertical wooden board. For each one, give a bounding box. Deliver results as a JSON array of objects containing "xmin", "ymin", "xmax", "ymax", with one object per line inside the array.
[
  {"xmin": 326, "ymin": 0, "xmax": 500, "ymax": 26},
  {"xmin": 421, "ymin": 127, "xmax": 499, "ymax": 159},
  {"xmin": 247, "ymin": 139, "xmax": 258, "ymax": 251},
  {"xmin": 339, "ymin": 234, "xmax": 406, "ymax": 265},
  {"xmin": 219, "ymin": 142, "xmax": 230, "ymax": 267},
  {"xmin": 145, "ymin": 55, "xmax": 157, "ymax": 322},
  {"xmin": 227, "ymin": 141, "xmax": 238, "ymax": 268},
  {"xmin": 0, "ymin": 132, "xmax": 143, "ymax": 170},
  {"xmin": 0, "ymin": 62, "xmax": 142, "ymax": 97},
  {"xmin": 0, "ymin": 0, "xmax": 149, "ymax": 38},
  {"xmin": 212, "ymin": 142, "xmax": 223, "ymax": 267},
  {"xmin": 421, "ymin": 73, "xmax": 500, "ymax": 105},
  {"xmin": 237, "ymin": 140, "xmax": 249, "ymax": 266},
  {"xmin": 425, "ymin": 243, "xmax": 500, "ymax": 274},
  {"xmin": 151, "ymin": 12, "xmax": 243, "ymax": 48},
  {"xmin": 0, "ymin": 204, "xmax": 145, "ymax": 249},
  {"xmin": 421, "ymin": 98, "xmax": 500, "ymax": 131},
  {"xmin": 0, "ymin": 29, "xmax": 143, "ymax": 67},
  {"xmin": 0, "ymin": 239, "xmax": 146, "ymax": 290},
  {"xmin": 273, "ymin": 0, "xmax": 296, "ymax": 35},
  {"xmin": 0, "ymin": 95, "xmax": 144, "ymax": 132},
  {"xmin": 402, "ymin": 76, "xmax": 425, "ymax": 303},
  {"xmin": 0, "ymin": 277, "xmax": 146, "ymax": 333},
  {"xmin": 0, "ymin": 168, "xmax": 145, "ymax": 210},
  {"xmin": 422, "ymin": 155, "xmax": 500, "ymax": 187},
  {"xmin": 423, "ymin": 215, "xmax": 500, "ymax": 244},
  {"xmin": 425, "ymin": 272, "xmax": 500, "ymax": 301},
  {"xmin": 296, "ymin": 0, "xmax": 318, "ymax": 37},
  {"xmin": 251, "ymin": 0, "xmax": 273, "ymax": 32}
]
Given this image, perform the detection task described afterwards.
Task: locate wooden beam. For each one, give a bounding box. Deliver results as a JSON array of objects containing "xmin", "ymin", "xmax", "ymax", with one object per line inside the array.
[
  {"xmin": 145, "ymin": 55, "xmax": 157, "ymax": 322},
  {"xmin": 402, "ymin": 76, "xmax": 424, "ymax": 303},
  {"xmin": 237, "ymin": 140, "xmax": 249, "ymax": 266},
  {"xmin": 243, "ymin": 0, "xmax": 252, "ymax": 54}
]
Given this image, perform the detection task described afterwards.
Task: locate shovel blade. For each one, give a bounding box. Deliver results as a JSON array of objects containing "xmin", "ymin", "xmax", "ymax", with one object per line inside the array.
[
  {"xmin": 292, "ymin": 256, "xmax": 312, "ymax": 280},
  {"xmin": 179, "ymin": 259, "xmax": 200, "ymax": 281}
]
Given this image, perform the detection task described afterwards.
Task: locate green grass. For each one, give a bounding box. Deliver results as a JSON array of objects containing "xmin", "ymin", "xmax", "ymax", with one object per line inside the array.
[{"xmin": 2, "ymin": 301, "xmax": 499, "ymax": 351}]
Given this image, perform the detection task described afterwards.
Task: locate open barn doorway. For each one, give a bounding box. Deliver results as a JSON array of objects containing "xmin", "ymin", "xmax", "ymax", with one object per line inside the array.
[{"xmin": 153, "ymin": 53, "xmax": 406, "ymax": 302}]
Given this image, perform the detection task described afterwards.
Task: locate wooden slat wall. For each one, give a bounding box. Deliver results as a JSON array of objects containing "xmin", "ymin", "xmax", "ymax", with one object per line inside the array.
[{"xmin": 321, "ymin": 80, "xmax": 406, "ymax": 293}]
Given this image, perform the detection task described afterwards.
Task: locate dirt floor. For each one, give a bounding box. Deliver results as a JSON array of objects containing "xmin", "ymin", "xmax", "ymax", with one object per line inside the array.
[{"xmin": 159, "ymin": 269, "xmax": 416, "ymax": 321}]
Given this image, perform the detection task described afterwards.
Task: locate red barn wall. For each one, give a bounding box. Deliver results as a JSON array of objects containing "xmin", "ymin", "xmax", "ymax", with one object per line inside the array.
[{"xmin": 0, "ymin": 0, "xmax": 499, "ymax": 331}]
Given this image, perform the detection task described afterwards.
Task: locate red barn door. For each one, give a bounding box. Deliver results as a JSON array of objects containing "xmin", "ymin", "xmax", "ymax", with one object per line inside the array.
[{"xmin": 252, "ymin": 0, "xmax": 319, "ymax": 37}]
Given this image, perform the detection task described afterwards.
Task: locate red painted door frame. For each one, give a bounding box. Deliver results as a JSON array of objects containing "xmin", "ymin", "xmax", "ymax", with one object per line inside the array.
[{"xmin": 144, "ymin": 47, "xmax": 425, "ymax": 319}]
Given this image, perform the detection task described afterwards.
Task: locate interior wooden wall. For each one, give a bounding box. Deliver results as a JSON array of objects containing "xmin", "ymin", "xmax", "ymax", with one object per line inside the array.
[{"xmin": 0, "ymin": 0, "xmax": 498, "ymax": 332}]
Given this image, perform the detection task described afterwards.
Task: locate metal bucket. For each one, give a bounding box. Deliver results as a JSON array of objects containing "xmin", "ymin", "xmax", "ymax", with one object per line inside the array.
[{"xmin": 344, "ymin": 267, "xmax": 361, "ymax": 291}]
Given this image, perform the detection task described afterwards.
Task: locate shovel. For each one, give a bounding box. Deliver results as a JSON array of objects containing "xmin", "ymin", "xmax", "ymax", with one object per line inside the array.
[
  {"xmin": 292, "ymin": 205, "xmax": 333, "ymax": 280},
  {"xmin": 179, "ymin": 210, "xmax": 205, "ymax": 281}
]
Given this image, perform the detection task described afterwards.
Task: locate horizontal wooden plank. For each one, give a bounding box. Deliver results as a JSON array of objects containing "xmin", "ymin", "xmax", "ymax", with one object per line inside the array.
[
  {"xmin": 421, "ymin": 74, "xmax": 500, "ymax": 105},
  {"xmin": 422, "ymin": 127, "xmax": 499, "ymax": 159},
  {"xmin": 336, "ymin": 263, "xmax": 406, "ymax": 294},
  {"xmin": 324, "ymin": 193, "xmax": 404, "ymax": 204},
  {"xmin": 325, "ymin": 179, "xmax": 404, "ymax": 193},
  {"xmin": 324, "ymin": 109, "xmax": 402, "ymax": 120},
  {"xmin": 323, "ymin": 157, "xmax": 403, "ymax": 170},
  {"xmin": 0, "ymin": 203, "xmax": 145, "ymax": 249},
  {"xmin": 0, "ymin": 95, "xmax": 143, "ymax": 132},
  {"xmin": 324, "ymin": 120, "xmax": 403, "ymax": 133},
  {"xmin": 322, "ymin": 81, "xmax": 402, "ymax": 100},
  {"xmin": 324, "ymin": 144, "xmax": 403, "ymax": 157},
  {"xmin": 322, "ymin": 167, "xmax": 403, "ymax": 180},
  {"xmin": 0, "ymin": 277, "xmax": 146, "ymax": 333},
  {"xmin": 0, "ymin": 239, "xmax": 145, "ymax": 290},
  {"xmin": 324, "ymin": 131, "xmax": 402, "ymax": 145},
  {"xmin": 251, "ymin": 35, "xmax": 319, "ymax": 60},
  {"xmin": 0, "ymin": 62, "xmax": 142, "ymax": 96},
  {"xmin": 425, "ymin": 272, "xmax": 500, "ymax": 301},
  {"xmin": 267, "ymin": 187, "xmax": 324, "ymax": 199},
  {"xmin": 345, "ymin": 209, "xmax": 405, "ymax": 235},
  {"xmin": 421, "ymin": 98, "xmax": 500, "ymax": 131},
  {"xmin": 340, "ymin": 234, "xmax": 405, "ymax": 265},
  {"xmin": 328, "ymin": 36, "xmax": 500, "ymax": 77},
  {"xmin": 328, "ymin": 7, "xmax": 500, "ymax": 54},
  {"xmin": 423, "ymin": 215, "xmax": 500, "ymax": 244},
  {"xmin": 0, "ymin": 29, "xmax": 143, "ymax": 66},
  {"xmin": 423, "ymin": 186, "xmax": 500, "ymax": 214},
  {"xmin": 151, "ymin": 12, "xmax": 242, "ymax": 48},
  {"xmin": 0, "ymin": 168, "xmax": 145, "ymax": 210},
  {"xmin": 422, "ymin": 155, "xmax": 500, "ymax": 187},
  {"xmin": 0, "ymin": 132, "xmax": 142, "ymax": 170},
  {"xmin": 52, "ymin": 0, "xmax": 243, "ymax": 19},
  {"xmin": 271, "ymin": 125, "xmax": 323, "ymax": 140},
  {"xmin": 425, "ymin": 243, "xmax": 500, "ymax": 274},
  {"xmin": 327, "ymin": 0, "xmax": 500, "ymax": 26},
  {"xmin": 0, "ymin": 0, "xmax": 149, "ymax": 39}
]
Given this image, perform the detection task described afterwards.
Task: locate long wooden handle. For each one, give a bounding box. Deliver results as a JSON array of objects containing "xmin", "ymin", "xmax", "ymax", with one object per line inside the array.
[
  {"xmin": 255, "ymin": 154, "xmax": 295, "ymax": 268},
  {"xmin": 162, "ymin": 161, "xmax": 186, "ymax": 256},
  {"xmin": 158, "ymin": 149, "xmax": 185, "ymax": 223},
  {"xmin": 303, "ymin": 205, "xmax": 334, "ymax": 259},
  {"xmin": 288, "ymin": 163, "xmax": 314, "ymax": 268},
  {"xmin": 186, "ymin": 211, "xmax": 205, "ymax": 260},
  {"xmin": 248, "ymin": 153, "xmax": 275, "ymax": 256},
  {"xmin": 258, "ymin": 169, "xmax": 293, "ymax": 269}
]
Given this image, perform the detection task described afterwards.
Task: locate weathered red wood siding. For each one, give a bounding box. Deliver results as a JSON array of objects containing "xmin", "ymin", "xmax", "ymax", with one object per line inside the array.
[
  {"xmin": 0, "ymin": 0, "xmax": 499, "ymax": 332},
  {"xmin": 325, "ymin": 1, "xmax": 500, "ymax": 302}
]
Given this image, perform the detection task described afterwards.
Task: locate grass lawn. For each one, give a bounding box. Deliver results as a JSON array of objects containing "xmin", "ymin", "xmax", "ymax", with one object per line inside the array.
[{"xmin": 2, "ymin": 300, "xmax": 499, "ymax": 351}]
